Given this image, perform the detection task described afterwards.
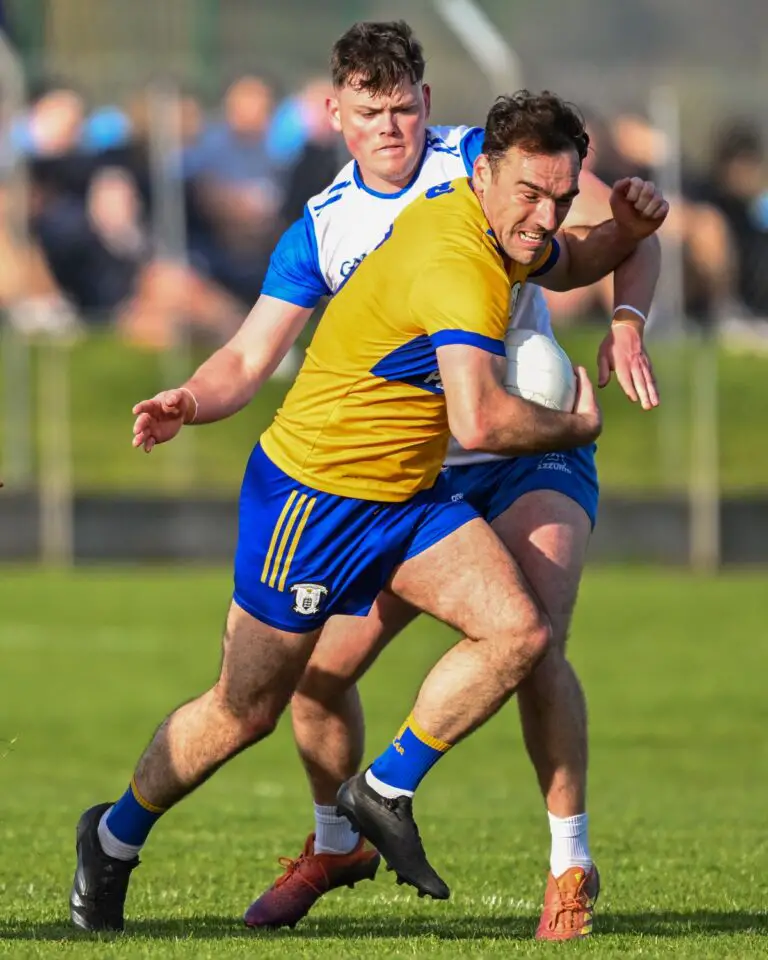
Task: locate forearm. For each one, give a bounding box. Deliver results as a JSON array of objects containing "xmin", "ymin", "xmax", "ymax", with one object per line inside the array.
[
  {"xmin": 181, "ymin": 346, "xmax": 260, "ymax": 425},
  {"xmin": 464, "ymin": 394, "xmax": 599, "ymax": 456},
  {"xmin": 612, "ymin": 234, "xmax": 660, "ymax": 317},
  {"xmin": 555, "ymin": 220, "xmax": 639, "ymax": 291},
  {"xmin": 178, "ymin": 298, "xmax": 312, "ymax": 425}
]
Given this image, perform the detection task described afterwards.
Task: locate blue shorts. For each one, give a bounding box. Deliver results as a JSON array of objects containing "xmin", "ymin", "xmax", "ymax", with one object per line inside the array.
[
  {"xmin": 443, "ymin": 445, "xmax": 599, "ymax": 528},
  {"xmin": 233, "ymin": 444, "xmax": 479, "ymax": 632}
]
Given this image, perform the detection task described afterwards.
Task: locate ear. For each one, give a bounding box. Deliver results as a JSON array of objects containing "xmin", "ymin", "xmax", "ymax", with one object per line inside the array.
[
  {"xmin": 422, "ymin": 83, "xmax": 432, "ymax": 120},
  {"xmin": 473, "ymin": 153, "xmax": 492, "ymax": 189},
  {"xmin": 327, "ymin": 95, "xmax": 342, "ymax": 134}
]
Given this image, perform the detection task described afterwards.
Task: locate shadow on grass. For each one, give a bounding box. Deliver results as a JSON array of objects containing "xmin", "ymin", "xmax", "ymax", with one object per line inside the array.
[{"xmin": 0, "ymin": 910, "xmax": 766, "ymax": 942}]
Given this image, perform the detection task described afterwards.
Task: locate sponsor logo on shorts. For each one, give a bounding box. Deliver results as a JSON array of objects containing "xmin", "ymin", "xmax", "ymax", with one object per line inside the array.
[
  {"xmin": 451, "ymin": 491, "xmax": 465, "ymax": 502},
  {"xmin": 537, "ymin": 452, "xmax": 572, "ymax": 474},
  {"xmin": 290, "ymin": 583, "xmax": 328, "ymax": 615}
]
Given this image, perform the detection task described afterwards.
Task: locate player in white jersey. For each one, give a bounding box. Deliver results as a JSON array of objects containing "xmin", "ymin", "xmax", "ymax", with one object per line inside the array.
[
  {"xmin": 234, "ymin": 23, "xmax": 662, "ymax": 938},
  {"xmin": 123, "ymin": 22, "xmax": 661, "ymax": 937}
]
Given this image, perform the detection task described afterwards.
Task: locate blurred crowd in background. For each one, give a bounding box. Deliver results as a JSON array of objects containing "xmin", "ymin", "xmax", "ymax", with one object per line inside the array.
[
  {"xmin": 0, "ymin": 72, "xmax": 344, "ymax": 349},
  {"xmin": 1, "ymin": 39, "xmax": 767, "ymax": 355}
]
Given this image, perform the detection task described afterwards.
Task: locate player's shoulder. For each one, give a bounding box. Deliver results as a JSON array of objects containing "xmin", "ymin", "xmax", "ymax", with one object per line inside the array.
[
  {"xmin": 401, "ymin": 179, "xmax": 499, "ymax": 273},
  {"xmin": 426, "ymin": 124, "xmax": 478, "ymax": 150},
  {"xmin": 304, "ymin": 157, "xmax": 357, "ymax": 218},
  {"xmin": 426, "ymin": 124, "xmax": 484, "ymax": 171}
]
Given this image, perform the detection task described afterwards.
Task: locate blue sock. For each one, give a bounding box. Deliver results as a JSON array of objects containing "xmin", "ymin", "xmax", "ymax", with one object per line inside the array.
[
  {"xmin": 104, "ymin": 778, "xmax": 166, "ymax": 847},
  {"xmin": 368, "ymin": 713, "xmax": 452, "ymax": 795}
]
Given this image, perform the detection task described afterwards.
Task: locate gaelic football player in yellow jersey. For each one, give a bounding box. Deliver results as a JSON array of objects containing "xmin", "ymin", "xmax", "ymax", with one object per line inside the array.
[
  {"xmin": 70, "ymin": 46, "xmax": 666, "ymax": 943},
  {"xmin": 241, "ymin": 24, "xmax": 662, "ymax": 939}
]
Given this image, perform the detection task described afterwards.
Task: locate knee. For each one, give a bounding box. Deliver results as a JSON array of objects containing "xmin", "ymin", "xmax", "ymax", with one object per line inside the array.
[
  {"xmin": 521, "ymin": 610, "xmax": 553, "ymax": 668},
  {"xmin": 494, "ymin": 605, "xmax": 552, "ymax": 680},
  {"xmin": 214, "ymin": 685, "xmax": 281, "ymax": 748},
  {"xmin": 294, "ymin": 665, "xmax": 356, "ymax": 716}
]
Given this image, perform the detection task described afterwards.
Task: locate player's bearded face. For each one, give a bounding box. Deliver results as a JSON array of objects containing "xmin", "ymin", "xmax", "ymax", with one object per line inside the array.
[
  {"xmin": 328, "ymin": 79, "xmax": 431, "ymax": 192},
  {"xmin": 476, "ymin": 147, "xmax": 580, "ymax": 264}
]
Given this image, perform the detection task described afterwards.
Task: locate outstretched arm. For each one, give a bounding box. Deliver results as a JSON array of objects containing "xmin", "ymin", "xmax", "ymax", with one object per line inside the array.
[
  {"xmin": 534, "ymin": 177, "xmax": 667, "ymax": 293},
  {"xmin": 559, "ymin": 170, "xmax": 663, "ymax": 409},
  {"xmin": 131, "ymin": 295, "xmax": 313, "ymax": 452}
]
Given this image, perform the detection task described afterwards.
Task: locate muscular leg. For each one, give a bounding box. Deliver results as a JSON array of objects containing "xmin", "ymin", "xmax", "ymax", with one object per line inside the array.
[
  {"xmin": 334, "ymin": 517, "xmax": 550, "ymax": 899},
  {"xmin": 72, "ymin": 601, "xmax": 320, "ymax": 933},
  {"xmin": 388, "ymin": 517, "xmax": 550, "ymax": 745},
  {"xmin": 292, "ymin": 592, "xmax": 419, "ymax": 805},
  {"xmin": 491, "ymin": 490, "xmax": 591, "ymax": 819},
  {"xmin": 134, "ymin": 600, "xmax": 320, "ymax": 808}
]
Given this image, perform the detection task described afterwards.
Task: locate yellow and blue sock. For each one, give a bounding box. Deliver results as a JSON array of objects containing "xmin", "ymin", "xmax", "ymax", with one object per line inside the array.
[
  {"xmin": 366, "ymin": 713, "xmax": 452, "ymax": 797},
  {"xmin": 97, "ymin": 778, "xmax": 166, "ymax": 860}
]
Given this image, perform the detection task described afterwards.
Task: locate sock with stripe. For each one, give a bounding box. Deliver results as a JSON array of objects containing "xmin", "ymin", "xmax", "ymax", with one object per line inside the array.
[
  {"xmin": 366, "ymin": 713, "xmax": 452, "ymax": 798},
  {"xmin": 97, "ymin": 778, "xmax": 166, "ymax": 861}
]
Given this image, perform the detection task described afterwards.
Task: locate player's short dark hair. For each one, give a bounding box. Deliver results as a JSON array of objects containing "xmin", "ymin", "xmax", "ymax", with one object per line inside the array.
[
  {"xmin": 483, "ymin": 91, "xmax": 590, "ymax": 169},
  {"xmin": 330, "ymin": 21, "xmax": 425, "ymax": 95}
]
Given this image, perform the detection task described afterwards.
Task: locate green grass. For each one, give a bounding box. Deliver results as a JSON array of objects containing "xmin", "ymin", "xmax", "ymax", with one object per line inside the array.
[
  {"xmin": 0, "ymin": 565, "xmax": 766, "ymax": 958},
  {"xmin": 1, "ymin": 328, "xmax": 767, "ymax": 495}
]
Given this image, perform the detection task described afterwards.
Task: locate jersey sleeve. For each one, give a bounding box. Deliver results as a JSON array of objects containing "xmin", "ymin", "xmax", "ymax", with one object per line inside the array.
[
  {"xmin": 459, "ymin": 127, "xmax": 485, "ymax": 175},
  {"xmin": 260, "ymin": 206, "xmax": 331, "ymax": 307},
  {"xmin": 528, "ymin": 238, "xmax": 560, "ymax": 278},
  {"xmin": 409, "ymin": 257, "xmax": 509, "ymax": 356}
]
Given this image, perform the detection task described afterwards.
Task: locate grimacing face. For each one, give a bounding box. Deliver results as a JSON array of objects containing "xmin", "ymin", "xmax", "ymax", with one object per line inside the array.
[
  {"xmin": 327, "ymin": 77, "xmax": 431, "ymax": 193},
  {"xmin": 473, "ymin": 146, "xmax": 581, "ymax": 264}
]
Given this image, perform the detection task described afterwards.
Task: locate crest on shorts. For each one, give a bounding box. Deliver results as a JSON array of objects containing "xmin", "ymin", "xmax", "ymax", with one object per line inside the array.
[
  {"xmin": 290, "ymin": 583, "xmax": 329, "ymax": 615},
  {"xmin": 510, "ymin": 281, "xmax": 522, "ymax": 317}
]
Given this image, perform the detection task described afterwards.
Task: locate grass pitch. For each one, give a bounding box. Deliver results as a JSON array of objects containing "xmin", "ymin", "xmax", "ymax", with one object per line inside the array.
[{"xmin": 0, "ymin": 565, "xmax": 766, "ymax": 958}]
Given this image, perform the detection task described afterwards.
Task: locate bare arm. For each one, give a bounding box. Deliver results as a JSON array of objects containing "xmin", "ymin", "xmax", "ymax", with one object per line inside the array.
[
  {"xmin": 437, "ymin": 344, "xmax": 601, "ymax": 456},
  {"xmin": 131, "ymin": 295, "xmax": 313, "ymax": 451},
  {"xmin": 181, "ymin": 296, "xmax": 312, "ymax": 424},
  {"xmin": 563, "ymin": 170, "xmax": 663, "ymax": 408},
  {"xmin": 534, "ymin": 176, "xmax": 667, "ymax": 293},
  {"xmin": 567, "ymin": 169, "xmax": 661, "ymax": 314}
]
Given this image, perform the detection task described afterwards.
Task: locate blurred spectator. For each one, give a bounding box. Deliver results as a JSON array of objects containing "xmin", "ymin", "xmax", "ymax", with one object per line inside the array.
[
  {"xmin": 275, "ymin": 78, "xmax": 343, "ymax": 225},
  {"xmin": 543, "ymin": 109, "xmax": 739, "ymax": 333},
  {"xmin": 3, "ymin": 80, "xmax": 242, "ymax": 348},
  {"xmin": 266, "ymin": 77, "xmax": 335, "ymax": 166},
  {"xmin": 699, "ymin": 123, "xmax": 768, "ymax": 348},
  {"xmin": 184, "ymin": 75, "xmax": 285, "ymax": 305}
]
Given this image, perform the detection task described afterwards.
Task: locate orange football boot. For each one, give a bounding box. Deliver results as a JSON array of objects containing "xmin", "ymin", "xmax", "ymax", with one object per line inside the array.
[
  {"xmin": 535, "ymin": 864, "xmax": 600, "ymax": 940},
  {"xmin": 244, "ymin": 833, "xmax": 380, "ymax": 929}
]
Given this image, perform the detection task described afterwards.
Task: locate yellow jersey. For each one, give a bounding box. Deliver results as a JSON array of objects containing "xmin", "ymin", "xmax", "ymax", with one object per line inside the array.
[{"xmin": 261, "ymin": 177, "xmax": 555, "ymax": 501}]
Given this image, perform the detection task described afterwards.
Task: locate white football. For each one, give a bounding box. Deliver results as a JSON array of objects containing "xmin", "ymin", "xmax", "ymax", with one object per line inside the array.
[{"xmin": 503, "ymin": 328, "xmax": 577, "ymax": 412}]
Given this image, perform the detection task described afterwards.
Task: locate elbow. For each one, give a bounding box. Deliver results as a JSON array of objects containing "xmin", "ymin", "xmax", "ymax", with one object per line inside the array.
[{"xmin": 449, "ymin": 409, "xmax": 490, "ymax": 452}]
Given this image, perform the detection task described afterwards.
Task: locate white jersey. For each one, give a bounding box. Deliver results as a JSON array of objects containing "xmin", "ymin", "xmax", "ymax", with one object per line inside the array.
[
  {"xmin": 260, "ymin": 124, "xmax": 558, "ymax": 469},
  {"xmin": 443, "ymin": 283, "xmax": 560, "ymax": 466}
]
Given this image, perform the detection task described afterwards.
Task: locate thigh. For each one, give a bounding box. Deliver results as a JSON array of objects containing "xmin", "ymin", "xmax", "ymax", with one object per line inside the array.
[
  {"xmin": 492, "ymin": 489, "xmax": 591, "ymax": 648},
  {"xmin": 235, "ymin": 445, "xmax": 475, "ymax": 633},
  {"xmin": 218, "ymin": 598, "xmax": 320, "ymax": 718},
  {"xmin": 389, "ymin": 517, "xmax": 543, "ymax": 640},
  {"xmin": 300, "ymin": 592, "xmax": 419, "ymax": 695}
]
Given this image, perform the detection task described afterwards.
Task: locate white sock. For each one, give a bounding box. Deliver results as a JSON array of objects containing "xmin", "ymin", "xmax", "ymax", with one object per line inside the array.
[
  {"xmin": 548, "ymin": 811, "xmax": 592, "ymax": 877},
  {"xmin": 313, "ymin": 803, "xmax": 360, "ymax": 855},
  {"xmin": 364, "ymin": 768, "xmax": 413, "ymax": 799},
  {"xmin": 97, "ymin": 807, "xmax": 143, "ymax": 861}
]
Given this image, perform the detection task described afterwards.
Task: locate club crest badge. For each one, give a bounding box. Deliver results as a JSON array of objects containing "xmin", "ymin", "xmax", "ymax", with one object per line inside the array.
[{"xmin": 290, "ymin": 583, "xmax": 329, "ymax": 615}]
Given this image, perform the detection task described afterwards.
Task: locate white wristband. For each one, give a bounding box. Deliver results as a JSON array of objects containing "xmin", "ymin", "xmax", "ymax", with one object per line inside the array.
[
  {"xmin": 179, "ymin": 387, "xmax": 199, "ymax": 424},
  {"xmin": 612, "ymin": 304, "xmax": 646, "ymax": 324}
]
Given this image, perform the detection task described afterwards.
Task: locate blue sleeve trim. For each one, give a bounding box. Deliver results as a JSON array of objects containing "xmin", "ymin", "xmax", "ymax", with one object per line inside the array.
[
  {"xmin": 528, "ymin": 238, "xmax": 561, "ymax": 277},
  {"xmin": 260, "ymin": 207, "xmax": 330, "ymax": 307},
  {"xmin": 459, "ymin": 127, "xmax": 485, "ymax": 175},
  {"xmin": 430, "ymin": 330, "xmax": 506, "ymax": 356}
]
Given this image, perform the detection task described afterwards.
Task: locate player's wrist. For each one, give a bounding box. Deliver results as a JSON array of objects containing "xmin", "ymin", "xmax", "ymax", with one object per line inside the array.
[
  {"xmin": 179, "ymin": 387, "xmax": 199, "ymax": 424},
  {"xmin": 611, "ymin": 304, "xmax": 646, "ymax": 334}
]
